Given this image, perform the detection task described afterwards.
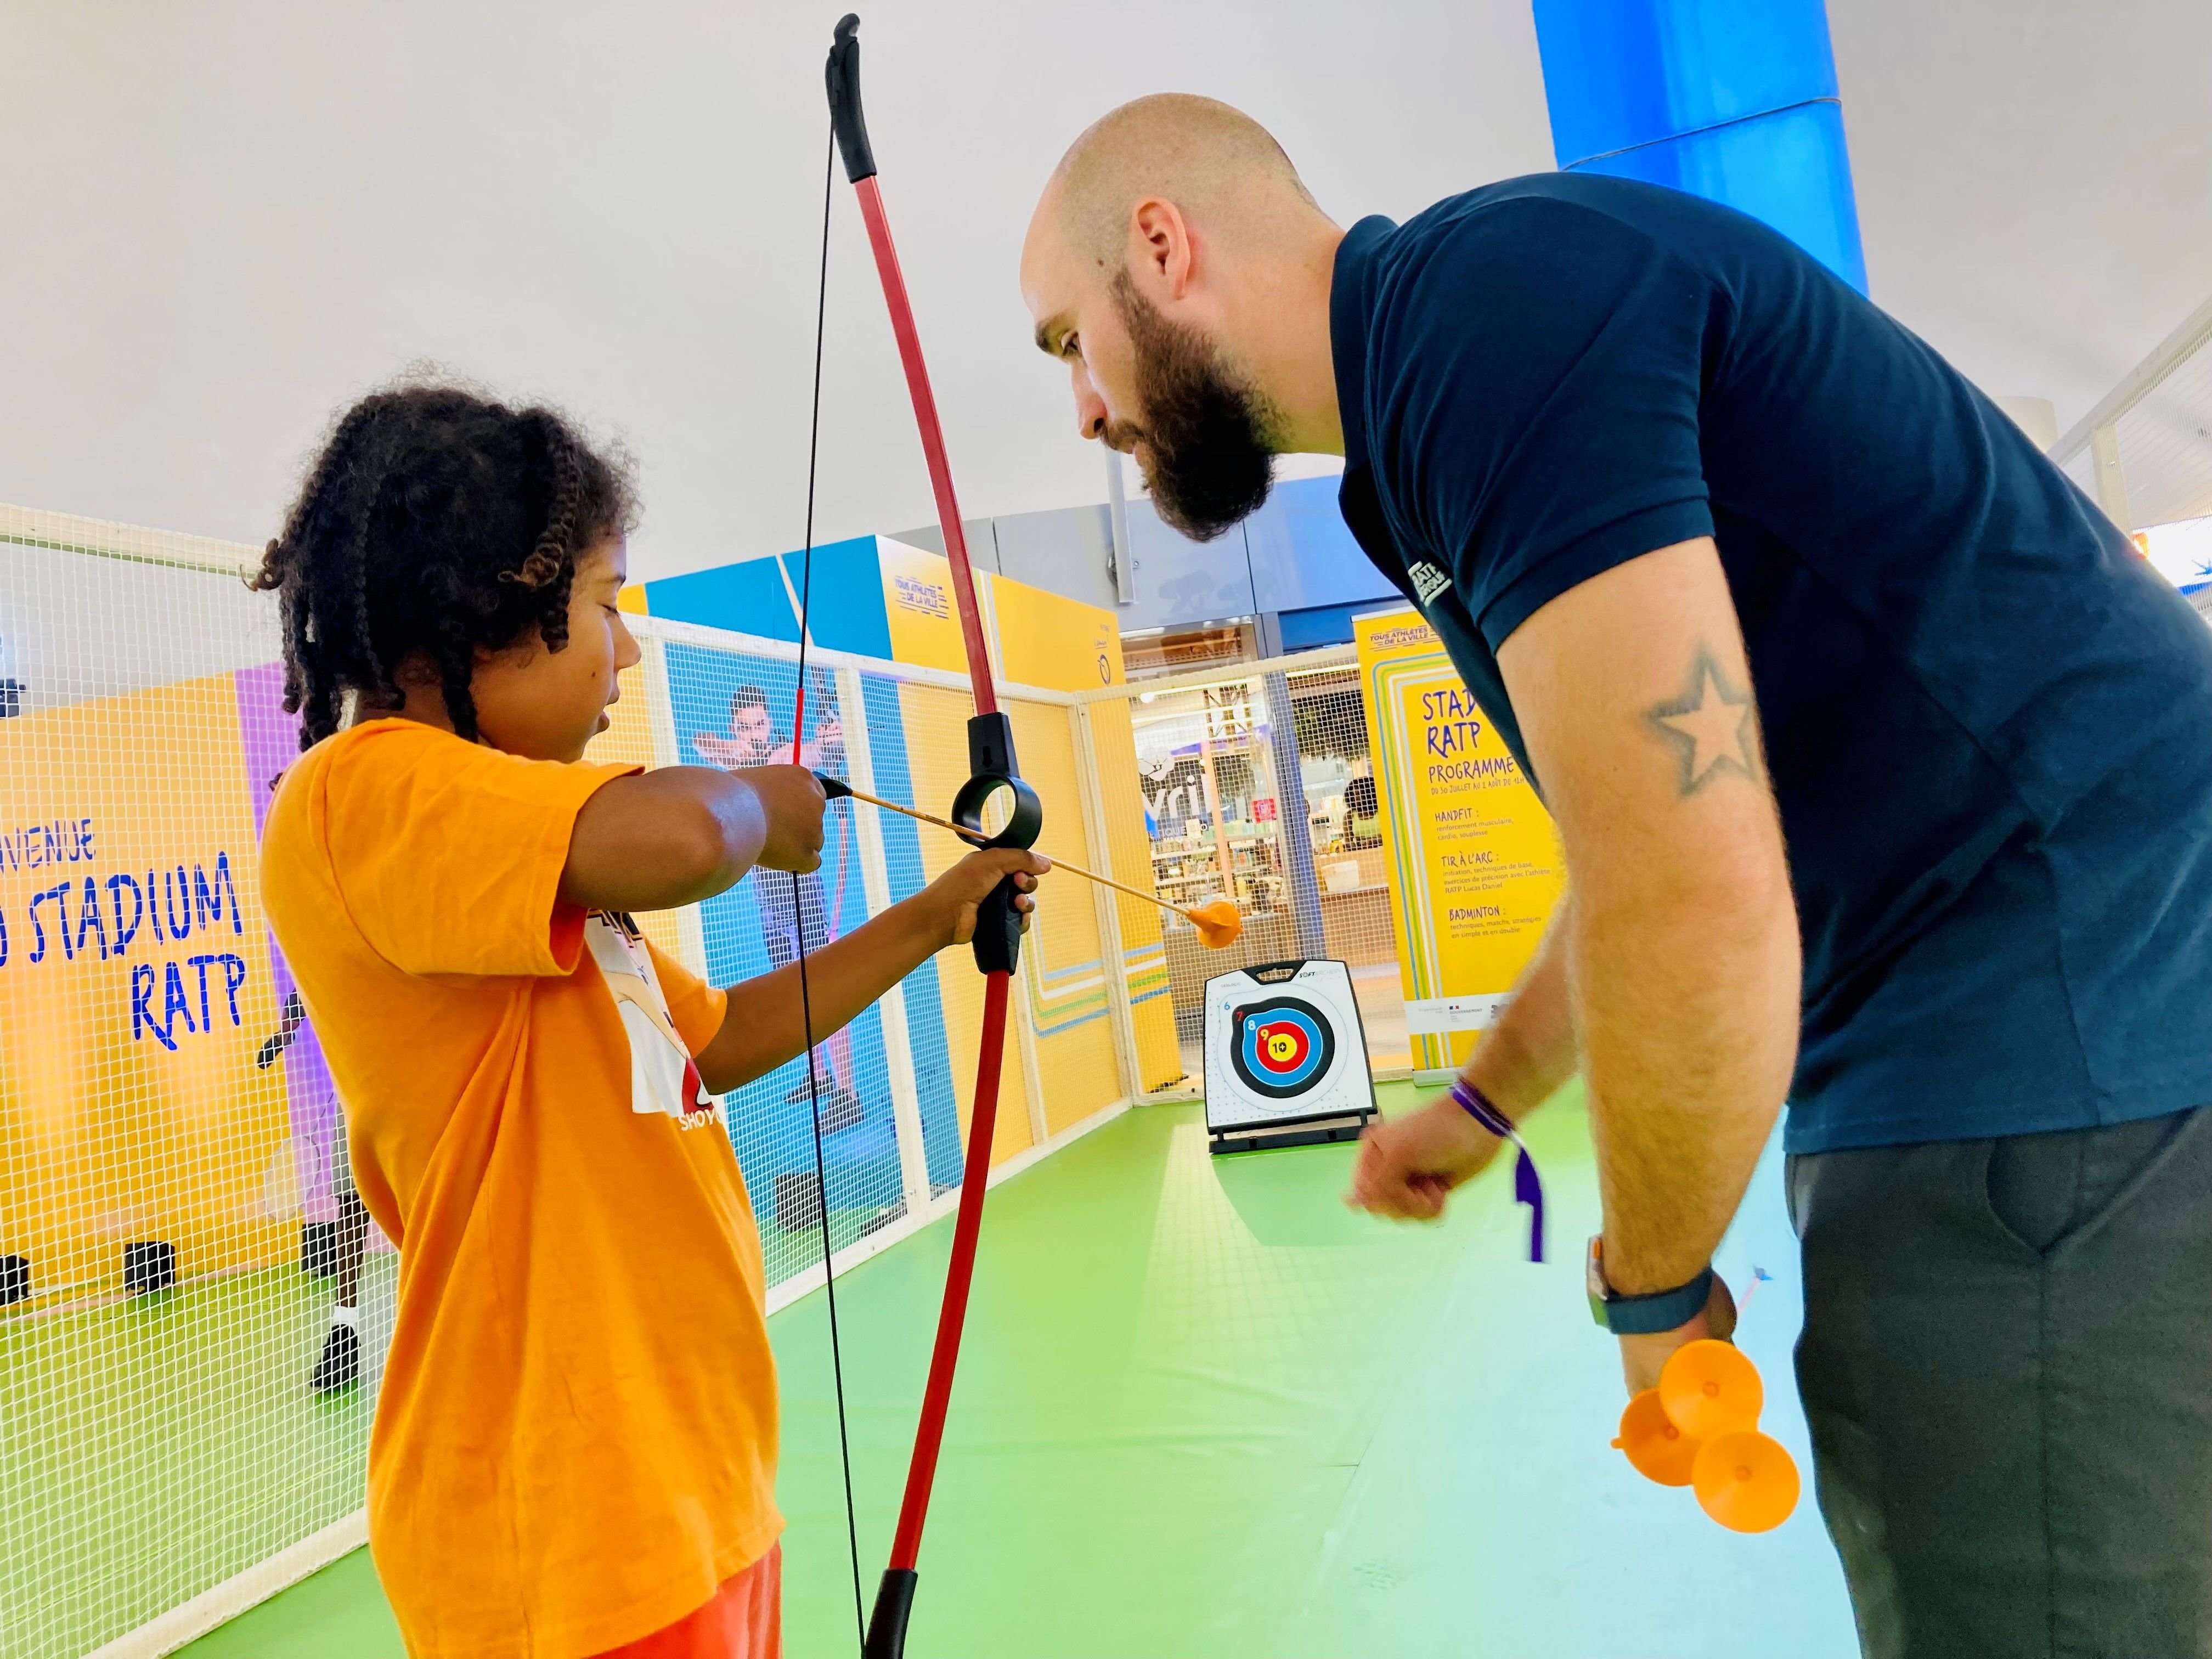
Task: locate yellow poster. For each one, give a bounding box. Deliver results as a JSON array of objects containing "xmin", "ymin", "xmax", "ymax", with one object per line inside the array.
[
  {"xmin": 1353, "ymin": 608, "xmax": 1565, "ymax": 1071},
  {"xmin": 0, "ymin": 673, "xmax": 291, "ymax": 1299}
]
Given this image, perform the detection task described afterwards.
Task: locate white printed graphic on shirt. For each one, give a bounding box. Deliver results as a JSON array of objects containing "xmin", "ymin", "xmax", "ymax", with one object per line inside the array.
[
  {"xmin": 585, "ymin": 913, "xmax": 718, "ymax": 1122},
  {"xmin": 1408, "ymin": 562, "xmax": 1453, "ymax": 607}
]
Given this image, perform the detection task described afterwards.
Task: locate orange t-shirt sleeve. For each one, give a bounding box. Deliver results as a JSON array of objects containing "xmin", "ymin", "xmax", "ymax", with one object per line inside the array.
[
  {"xmin": 323, "ymin": 723, "xmax": 639, "ymax": 979},
  {"xmin": 646, "ymin": 938, "xmax": 728, "ymax": 1055}
]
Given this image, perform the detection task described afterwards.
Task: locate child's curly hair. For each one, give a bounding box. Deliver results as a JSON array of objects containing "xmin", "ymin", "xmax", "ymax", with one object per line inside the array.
[{"xmin": 252, "ymin": 383, "xmax": 635, "ymax": 748}]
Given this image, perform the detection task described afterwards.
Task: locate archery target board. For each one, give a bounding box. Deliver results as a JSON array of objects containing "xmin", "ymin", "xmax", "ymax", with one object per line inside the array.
[{"xmin": 1203, "ymin": 960, "xmax": 1377, "ymax": 1151}]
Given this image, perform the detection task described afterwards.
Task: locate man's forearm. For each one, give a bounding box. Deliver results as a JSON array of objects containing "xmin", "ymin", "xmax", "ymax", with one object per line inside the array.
[
  {"xmin": 1573, "ymin": 878, "xmax": 1799, "ymax": 1295},
  {"xmin": 1463, "ymin": 899, "xmax": 1579, "ymax": 1117}
]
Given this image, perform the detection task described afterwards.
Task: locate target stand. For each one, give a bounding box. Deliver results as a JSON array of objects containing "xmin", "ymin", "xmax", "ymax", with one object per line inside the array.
[{"xmin": 1202, "ymin": 960, "xmax": 1379, "ymax": 1155}]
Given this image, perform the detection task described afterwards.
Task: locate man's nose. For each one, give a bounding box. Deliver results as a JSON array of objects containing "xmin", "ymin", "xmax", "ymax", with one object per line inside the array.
[{"xmin": 1071, "ymin": 366, "xmax": 1108, "ymax": 442}]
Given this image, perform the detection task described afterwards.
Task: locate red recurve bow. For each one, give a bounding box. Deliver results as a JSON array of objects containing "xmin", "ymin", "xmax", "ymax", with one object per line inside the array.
[{"xmin": 811, "ymin": 16, "xmax": 1042, "ymax": 1658}]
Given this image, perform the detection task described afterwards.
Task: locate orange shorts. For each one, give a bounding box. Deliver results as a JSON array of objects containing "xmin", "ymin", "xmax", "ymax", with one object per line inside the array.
[{"xmin": 591, "ymin": 1546, "xmax": 782, "ymax": 1659}]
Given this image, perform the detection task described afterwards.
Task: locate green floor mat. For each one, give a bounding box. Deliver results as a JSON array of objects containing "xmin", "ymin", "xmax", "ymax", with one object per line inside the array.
[
  {"xmin": 1, "ymin": 1262, "xmax": 386, "ymax": 1659},
  {"xmin": 170, "ymin": 1083, "xmax": 1854, "ymax": 1658}
]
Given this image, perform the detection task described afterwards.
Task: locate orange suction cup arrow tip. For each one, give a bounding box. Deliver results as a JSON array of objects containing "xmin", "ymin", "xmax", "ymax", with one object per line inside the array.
[
  {"xmin": 1612, "ymin": 1388, "xmax": 1700, "ymax": 1487},
  {"xmin": 1189, "ymin": 899, "xmax": 1242, "ymax": 950},
  {"xmin": 1658, "ymin": 1339, "xmax": 1764, "ymax": 1442},
  {"xmin": 1691, "ymin": 1429, "xmax": 1800, "ymax": 1533}
]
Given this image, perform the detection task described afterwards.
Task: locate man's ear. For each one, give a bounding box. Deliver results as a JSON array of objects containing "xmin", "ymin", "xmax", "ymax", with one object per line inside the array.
[{"xmin": 1129, "ymin": 197, "xmax": 1196, "ymax": 301}]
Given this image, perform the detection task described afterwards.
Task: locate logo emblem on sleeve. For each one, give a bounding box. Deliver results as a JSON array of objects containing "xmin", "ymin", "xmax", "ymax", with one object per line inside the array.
[
  {"xmin": 1409, "ymin": 562, "xmax": 1453, "ymax": 606},
  {"xmin": 1230, "ymin": 996, "xmax": 1335, "ymax": 1098}
]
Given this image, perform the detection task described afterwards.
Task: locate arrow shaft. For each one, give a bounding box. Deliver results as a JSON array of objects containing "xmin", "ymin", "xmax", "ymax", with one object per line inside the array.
[{"xmin": 836, "ymin": 782, "xmax": 1204, "ymax": 923}]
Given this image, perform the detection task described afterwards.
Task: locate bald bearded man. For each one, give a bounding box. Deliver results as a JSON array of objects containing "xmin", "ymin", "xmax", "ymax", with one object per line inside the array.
[{"xmin": 1022, "ymin": 97, "xmax": 2212, "ymax": 1659}]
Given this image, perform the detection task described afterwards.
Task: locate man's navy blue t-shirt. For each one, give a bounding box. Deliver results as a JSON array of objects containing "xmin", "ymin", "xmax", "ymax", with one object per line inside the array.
[{"xmin": 1329, "ymin": 173, "xmax": 2212, "ymax": 1153}]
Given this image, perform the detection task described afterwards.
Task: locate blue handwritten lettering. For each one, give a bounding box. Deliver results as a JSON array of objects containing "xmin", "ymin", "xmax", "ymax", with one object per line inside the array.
[
  {"xmin": 74, "ymin": 876, "xmax": 106, "ymax": 960},
  {"xmin": 0, "ymin": 820, "xmax": 89, "ymax": 870},
  {"xmin": 106, "ymin": 874, "xmax": 143, "ymax": 955},
  {"xmin": 27, "ymin": 882, "xmax": 69, "ymax": 963},
  {"xmin": 162, "ymin": 960, "xmax": 196, "ymax": 1034},
  {"xmin": 188, "ymin": 952, "xmax": 247, "ymax": 1027},
  {"xmin": 185, "ymin": 953, "xmax": 213, "ymax": 1029},
  {"xmin": 193, "ymin": 855, "xmax": 241, "ymax": 935},
  {"xmin": 132, "ymin": 963, "xmax": 177, "ymax": 1051},
  {"xmin": 162, "ymin": 867, "xmax": 191, "ymax": 941}
]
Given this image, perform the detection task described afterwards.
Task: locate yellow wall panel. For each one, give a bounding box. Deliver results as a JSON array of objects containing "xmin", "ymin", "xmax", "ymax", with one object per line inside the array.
[
  {"xmin": 0, "ymin": 675, "xmax": 289, "ymax": 1297},
  {"xmin": 898, "ymin": 681, "xmax": 1037, "ymax": 1167},
  {"xmin": 878, "ymin": 539, "xmax": 973, "ymax": 676},
  {"xmin": 1083, "ymin": 697, "xmax": 1181, "ymax": 1090},
  {"xmin": 988, "ymin": 574, "xmax": 1126, "ymax": 693},
  {"xmin": 585, "ymin": 656, "xmax": 692, "ymax": 970},
  {"xmin": 1008, "ymin": 701, "xmax": 1123, "ymax": 1135}
]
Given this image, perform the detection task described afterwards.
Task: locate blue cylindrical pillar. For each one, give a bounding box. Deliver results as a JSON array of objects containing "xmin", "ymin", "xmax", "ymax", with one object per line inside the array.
[{"xmin": 1531, "ymin": 0, "xmax": 1867, "ymax": 294}]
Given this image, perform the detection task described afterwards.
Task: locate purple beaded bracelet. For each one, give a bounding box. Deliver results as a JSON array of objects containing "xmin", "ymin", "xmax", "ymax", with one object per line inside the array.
[{"xmin": 1450, "ymin": 1080, "xmax": 1547, "ymax": 1264}]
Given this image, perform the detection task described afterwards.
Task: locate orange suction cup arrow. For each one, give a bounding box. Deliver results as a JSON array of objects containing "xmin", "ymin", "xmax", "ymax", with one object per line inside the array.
[
  {"xmin": 1658, "ymin": 1339, "xmax": 1764, "ymax": 1442},
  {"xmin": 1612, "ymin": 1389, "xmax": 1699, "ymax": 1487},
  {"xmin": 1188, "ymin": 899, "xmax": 1243, "ymax": 950},
  {"xmin": 1691, "ymin": 1429, "xmax": 1801, "ymax": 1533}
]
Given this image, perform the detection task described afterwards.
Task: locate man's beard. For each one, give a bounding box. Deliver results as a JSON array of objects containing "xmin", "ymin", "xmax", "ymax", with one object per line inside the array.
[{"xmin": 1109, "ymin": 273, "xmax": 1279, "ymax": 543}]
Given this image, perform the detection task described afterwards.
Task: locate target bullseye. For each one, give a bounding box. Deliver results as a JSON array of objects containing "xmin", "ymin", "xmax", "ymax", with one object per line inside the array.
[
  {"xmin": 1204, "ymin": 962, "xmax": 1376, "ymax": 1152},
  {"xmin": 1231, "ymin": 997, "xmax": 1334, "ymax": 1098}
]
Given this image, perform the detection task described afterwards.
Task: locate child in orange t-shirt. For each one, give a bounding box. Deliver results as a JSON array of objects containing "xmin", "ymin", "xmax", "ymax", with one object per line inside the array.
[{"xmin": 253, "ymin": 386, "xmax": 1043, "ymax": 1659}]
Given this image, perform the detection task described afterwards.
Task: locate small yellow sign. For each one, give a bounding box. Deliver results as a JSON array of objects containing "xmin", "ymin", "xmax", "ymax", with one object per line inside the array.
[{"xmin": 1353, "ymin": 608, "xmax": 1565, "ymax": 1070}]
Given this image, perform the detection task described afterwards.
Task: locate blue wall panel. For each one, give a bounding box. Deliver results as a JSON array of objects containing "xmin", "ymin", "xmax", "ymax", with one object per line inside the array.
[
  {"xmin": 1278, "ymin": 600, "xmax": 1396, "ymax": 652},
  {"xmin": 659, "ymin": 641, "xmax": 904, "ymax": 1222},
  {"xmin": 780, "ymin": 537, "xmax": 894, "ymax": 659},
  {"xmin": 1245, "ymin": 475, "xmax": 1402, "ymax": 616},
  {"xmin": 858, "ymin": 672, "xmax": 964, "ymax": 1189},
  {"xmin": 1114, "ymin": 499, "xmax": 1259, "ymax": 634},
  {"xmin": 645, "ymin": 556, "xmax": 799, "ymax": 641},
  {"xmin": 645, "ymin": 535, "xmax": 895, "ymax": 656}
]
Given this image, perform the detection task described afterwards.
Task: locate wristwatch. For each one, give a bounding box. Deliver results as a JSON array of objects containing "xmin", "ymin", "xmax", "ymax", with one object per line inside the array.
[{"xmin": 1585, "ymin": 1235, "xmax": 1714, "ymax": 1335}]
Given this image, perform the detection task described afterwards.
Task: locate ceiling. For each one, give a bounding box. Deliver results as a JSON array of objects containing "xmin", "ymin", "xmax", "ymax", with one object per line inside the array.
[
  {"xmin": 1, "ymin": 1, "xmax": 2205, "ymax": 580},
  {"xmin": 1830, "ymin": 0, "xmax": 2211, "ymax": 448}
]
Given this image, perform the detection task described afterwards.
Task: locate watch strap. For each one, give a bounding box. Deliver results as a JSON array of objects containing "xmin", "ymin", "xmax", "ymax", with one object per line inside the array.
[{"xmin": 1585, "ymin": 1242, "xmax": 1715, "ymax": 1335}]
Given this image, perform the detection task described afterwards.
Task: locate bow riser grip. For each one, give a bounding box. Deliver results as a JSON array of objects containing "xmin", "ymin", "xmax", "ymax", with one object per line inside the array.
[
  {"xmin": 950, "ymin": 713, "xmax": 1041, "ymax": 975},
  {"xmin": 969, "ymin": 882, "xmax": 1026, "ymax": 976},
  {"xmin": 826, "ymin": 14, "xmax": 878, "ymax": 184},
  {"xmin": 864, "ymin": 1567, "xmax": 916, "ymax": 1659}
]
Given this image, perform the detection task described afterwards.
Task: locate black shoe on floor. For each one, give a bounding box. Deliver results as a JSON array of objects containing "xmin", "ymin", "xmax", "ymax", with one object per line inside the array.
[{"xmin": 312, "ymin": 1323, "xmax": 361, "ymax": 1393}]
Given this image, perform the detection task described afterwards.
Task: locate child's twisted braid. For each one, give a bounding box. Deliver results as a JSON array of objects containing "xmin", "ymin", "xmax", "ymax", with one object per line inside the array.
[{"xmin": 252, "ymin": 383, "xmax": 632, "ymax": 748}]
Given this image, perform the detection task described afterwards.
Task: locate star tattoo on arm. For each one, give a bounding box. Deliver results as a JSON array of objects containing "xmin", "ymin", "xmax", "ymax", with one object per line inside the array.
[{"xmin": 1645, "ymin": 646, "xmax": 1760, "ymax": 796}]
